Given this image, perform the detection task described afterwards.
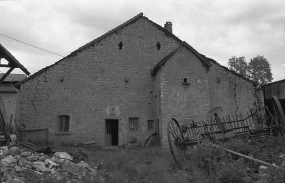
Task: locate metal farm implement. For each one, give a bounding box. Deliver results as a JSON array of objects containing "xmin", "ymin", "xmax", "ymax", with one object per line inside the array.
[{"xmin": 167, "ymin": 96, "xmax": 285, "ymax": 166}]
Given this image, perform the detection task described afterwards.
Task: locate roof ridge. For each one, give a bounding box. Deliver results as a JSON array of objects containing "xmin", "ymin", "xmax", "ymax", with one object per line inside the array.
[{"xmin": 72, "ymin": 13, "xmax": 144, "ymax": 54}]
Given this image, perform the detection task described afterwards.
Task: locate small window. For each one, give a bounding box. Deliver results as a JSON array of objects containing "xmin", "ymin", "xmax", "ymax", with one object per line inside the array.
[
  {"xmin": 118, "ymin": 42, "xmax": 123, "ymax": 49},
  {"xmin": 58, "ymin": 115, "xmax": 70, "ymax": 133},
  {"xmin": 147, "ymin": 120, "xmax": 154, "ymax": 131},
  {"xmin": 182, "ymin": 77, "xmax": 190, "ymax": 85},
  {"xmin": 129, "ymin": 118, "xmax": 139, "ymax": 131},
  {"xmin": 156, "ymin": 42, "xmax": 161, "ymax": 50}
]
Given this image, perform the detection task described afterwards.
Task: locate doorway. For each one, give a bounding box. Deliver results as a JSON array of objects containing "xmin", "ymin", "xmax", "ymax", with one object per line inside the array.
[{"xmin": 105, "ymin": 119, "xmax": 119, "ymax": 146}]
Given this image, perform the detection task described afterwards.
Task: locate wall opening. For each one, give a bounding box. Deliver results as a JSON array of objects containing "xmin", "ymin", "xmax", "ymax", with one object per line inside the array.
[
  {"xmin": 156, "ymin": 42, "xmax": 161, "ymax": 50},
  {"xmin": 105, "ymin": 119, "xmax": 119, "ymax": 146},
  {"xmin": 118, "ymin": 42, "xmax": 123, "ymax": 49}
]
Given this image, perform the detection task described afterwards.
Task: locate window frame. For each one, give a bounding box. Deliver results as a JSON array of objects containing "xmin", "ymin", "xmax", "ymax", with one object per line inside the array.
[
  {"xmin": 147, "ymin": 119, "xmax": 154, "ymax": 131},
  {"xmin": 129, "ymin": 117, "xmax": 139, "ymax": 131},
  {"xmin": 58, "ymin": 115, "xmax": 70, "ymax": 133}
]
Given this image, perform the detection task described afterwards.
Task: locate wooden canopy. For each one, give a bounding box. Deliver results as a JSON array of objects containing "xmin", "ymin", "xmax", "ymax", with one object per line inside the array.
[{"xmin": 0, "ymin": 44, "xmax": 30, "ymax": 84}]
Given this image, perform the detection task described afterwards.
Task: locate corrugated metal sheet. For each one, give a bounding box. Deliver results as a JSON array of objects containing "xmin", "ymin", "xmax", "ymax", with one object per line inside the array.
[{"xmin": 264, "ymin": 80, "xmax": 285, "ymax": 99}]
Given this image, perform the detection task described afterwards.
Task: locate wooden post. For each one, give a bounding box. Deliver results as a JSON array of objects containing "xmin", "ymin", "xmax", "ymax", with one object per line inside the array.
[{"xmin": 214, "ymin": 113, "xmax": 225, "ymax": 139}]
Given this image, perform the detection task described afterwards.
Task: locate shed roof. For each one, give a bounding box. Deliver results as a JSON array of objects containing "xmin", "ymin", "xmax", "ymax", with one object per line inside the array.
[{"xmin": 0, "ymin": 44, "xmax": 30, "ymax": 75}]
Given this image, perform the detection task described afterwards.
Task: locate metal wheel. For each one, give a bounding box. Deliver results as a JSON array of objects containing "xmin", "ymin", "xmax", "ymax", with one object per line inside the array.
[
  {"xmin": 167, "ymin": 118, "xmax": 185, "ymax": 166},
  {"xmin": 144, "ymin": 132, "xmax": 160, "ymax": 147},
  {"xmin": 272, "ymin": 96, "xmax": 285, "ymax": 135}
]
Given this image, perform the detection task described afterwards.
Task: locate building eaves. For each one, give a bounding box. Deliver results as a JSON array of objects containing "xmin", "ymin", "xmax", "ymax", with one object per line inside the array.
[
  {"xmin": 0, "ymin": 44, "xmax": 30, "ymax": 75},
  {"xmin": 151, "ymin": 42, "xmax": 212, "ymax": 76},
  {"xmin": 202, "ymin": 55, "xmax": 256, "ymax": 85}
]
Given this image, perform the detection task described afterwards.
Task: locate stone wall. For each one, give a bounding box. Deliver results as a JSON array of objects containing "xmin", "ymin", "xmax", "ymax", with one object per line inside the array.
[
  {"xmin": 0, "ymin": 93, "xmax": 18, "ymax": 126},
  {"xmin": 207, "ymin": 61, "xmax": 256, "ymax": 116},
  {"xmin": 156, "ymin": 47, "xmax": 210, "ymax": 147},
  {"xmin": 16, "ymin": 17, "xmax": 180, "ymax": 146}
]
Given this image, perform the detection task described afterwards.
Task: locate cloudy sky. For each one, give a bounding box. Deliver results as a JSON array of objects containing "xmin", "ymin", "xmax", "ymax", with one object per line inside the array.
[{"xmin": 0, "ymin": 0, "xmax": 284, "ymax": 81}]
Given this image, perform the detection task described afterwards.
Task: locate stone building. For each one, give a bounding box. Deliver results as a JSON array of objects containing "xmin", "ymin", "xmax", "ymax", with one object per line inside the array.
[{"xmin": 16, "ymin": 13, "xmax": 258, "ymax": 147}]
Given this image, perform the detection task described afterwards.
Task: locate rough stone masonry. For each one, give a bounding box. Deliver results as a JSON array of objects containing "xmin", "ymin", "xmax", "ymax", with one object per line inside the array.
[{"xmin": 15, "ymin": 13, "xmax": 262, "ymax": 147}]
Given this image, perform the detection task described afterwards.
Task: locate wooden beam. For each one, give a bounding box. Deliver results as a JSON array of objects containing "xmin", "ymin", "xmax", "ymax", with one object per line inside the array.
[
  {"xmin": 0, "ymin": 64, "xmax": 11, "ymax": 68},
  {"xmin": 0, "ymin": 67, "xmax": 14, "ymax": 84}
]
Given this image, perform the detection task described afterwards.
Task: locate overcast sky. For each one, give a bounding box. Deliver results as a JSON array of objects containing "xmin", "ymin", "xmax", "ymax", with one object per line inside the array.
[{"xmin": 0, "ymin": 0, "xmax": 284, "ymax": 81}]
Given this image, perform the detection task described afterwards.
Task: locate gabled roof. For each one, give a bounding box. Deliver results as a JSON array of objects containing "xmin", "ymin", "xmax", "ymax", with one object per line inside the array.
[
  {"xmin": 151, "ymin": 42, "xmax": 212, "ymax": 75},
  {"xmin": 0, "ymin": 44, "xmax": 30, "ymax": 75},
  {"xmin": 16, "ymin": 12, "xmax": 253, "ymax": 87},
  {"xmin": 16, "ymin": 13, "xmax": 184, "ymax": 87}
]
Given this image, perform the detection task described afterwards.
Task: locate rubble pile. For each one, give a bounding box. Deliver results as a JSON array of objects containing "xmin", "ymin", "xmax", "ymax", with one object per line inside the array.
[{"xmin": 0, "ymin": 146, "xmax": 97, "ymax": 183}]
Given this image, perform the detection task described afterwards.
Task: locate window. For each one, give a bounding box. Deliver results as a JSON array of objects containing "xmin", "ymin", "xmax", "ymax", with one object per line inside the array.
[
  {"xmin": 118, "ymin": 42, "xmax": 123, "ymax": 49},
  {"xmin": 129, "ymin": 118, "xmax": 139, "ymax": 131},
  {"xmin": 58, "ymin": 115, "xmax": 70, "ymax": 133},
  {"xmin": 147, "ymin": 120, "xmax": 154, "ymax": 131},
  {"xmin": 156, "ymin": 42, "xmax": 161, "ymax": 50},
  {"xmin": 182, "ymin": 77, "xmax": 190, "ymax": 85}
]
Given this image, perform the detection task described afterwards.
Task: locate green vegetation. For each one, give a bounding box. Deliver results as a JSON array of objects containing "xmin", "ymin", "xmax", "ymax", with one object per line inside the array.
[{"xmin": 46, "ymin": 137, "xmax": 285, "ymax": 183}]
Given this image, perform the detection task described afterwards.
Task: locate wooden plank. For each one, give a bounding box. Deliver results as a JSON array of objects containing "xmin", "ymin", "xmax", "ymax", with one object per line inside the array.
[
  {"xmin": 0, "ymin": 64, "xmax": 11, "ymax": 68},
  {"xmin": 0, "ymin": 67, "xmax": 14, "ymax": 84}
]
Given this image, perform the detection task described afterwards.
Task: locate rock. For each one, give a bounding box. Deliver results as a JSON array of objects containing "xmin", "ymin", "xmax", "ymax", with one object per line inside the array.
[
  {"xmin": 8, "ymin": 146, "xmax": 21, "ymax": 156},
  {"xmin": 14, "ymin": 165, "xmax": 23, "ymax": 172},
  {"xmin": 18, "ymin": 156, "xmax": 29, "ymax": 167},
  {"xmin": 1, "ymin": 163, "xmax": 7, "ymax": 173},
  {"xmin": 45, "ymin": 159, "xmax": 59, "ymax": 169},
  {"xmin": 31, "ymin": 161, "xmax": 46, "ymax": 172},
  {"xmin": 1, "ymin": 155, "xmax": 17, "ymax": 167},
  {"xmin": 259, "ymin": 165, "xmax": 269, "ymax": 175},
  {"xmin": 20, "ymin": 151, "xmax": 31, "ymax": 157},
  {"xmin": 26, "ymin": 154, "xmax": 38, "ymax": 161},
  {"xmin": 50, "ymin": 156, "xmax": 65, "ymax": 165},
  {"xmin": 42, "ymin": 167, "xmax": 52, "ymax": 172},
  {"xmin": 54, "ymin": 152, "xmax": 73, "ymax": 161},
  {"xmin": 8, "ymin": 177, "xmax": 25, "ymax": 183},
  {"xmin": 62, "ymin": 160, "xmax": 86, "ymax": 176},
  {"xmin": 0, "ymin": 146, "xmax": 8, "ymax": 156},
  {"xmin": 38, "ymin": 156, "xmax": 46, "ymax": 161}
]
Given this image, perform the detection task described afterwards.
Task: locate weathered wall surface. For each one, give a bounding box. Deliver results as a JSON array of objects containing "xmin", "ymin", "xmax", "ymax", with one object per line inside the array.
[
  {"xmin": 0, "ymin": 93, "xmax": 18, "ymax": 125},
  {"xmin": 157, "ymin": 47, "xmax": 210, "ymax": 147},
  {"xmin": 207, "ymin": 62, "xmax": 256, "ymax": 116},
  {"xmin": 16, "ymin": 17, "xmax": 180, "ymax": 145}
]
